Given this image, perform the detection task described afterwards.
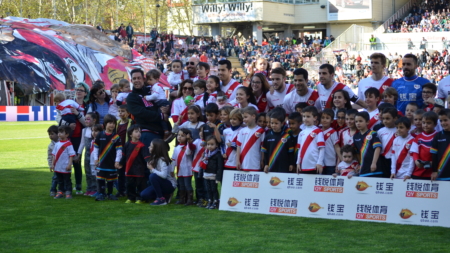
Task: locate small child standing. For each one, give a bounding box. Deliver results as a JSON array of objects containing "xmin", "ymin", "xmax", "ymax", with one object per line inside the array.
[
  {"xmin": 378, "ymin": 107, "xmax": 399, "ymax": 178},
  {"xmin": 108, "ymin": 84, "xmax": 120, "ymax": 119},
  {"xmin": 191, "ymin": 126, "xmax": 207, "ymax": 207},
  {"xmin": 89, "ymin": 124, "xmax": 103, "ymax": 197},
  {"xmin": 405, "ymin": 102, "xmax": 418, "ymax": 124},
  {"xmin": 410, "ymin": 109, "xmax": 424, "ymax": 137},
  {"xmin": 203, "ymin": 103, "xmax": 221, "ymax": 140},
  {"xmin": 262, "ymin": 107, "xmax": 296, "ymax": 173},
  {"xmin": 297, "ymin": 106, "xmax": 325, "ymax": 174},
  {"xmin": 223, "ymin": 108, "xmax": 244, "ymax": 169},
  {"xmin": 54, "ymin": 93, "xmax": 84, "ymax": 126},
  {"xmin": 236, "ymin": 106, "xmax": 265, "ymax": 171},
  {"xmin": 201, "ymin": 136, "xmax": 224, "ymax": 209},
  {"xmin": 93, "ymin": 114, "xmax": 123, "ymax": 201},
  {"xmin": 173, "ymin": 129, "xmax": 195, "ymax": 205},
  {"xmin": 115, "ymin": 105, "xmax": 133, "ymax": 197},
  {"xmin": 288, "ymin": 112, "xmax": 302, "ymax": 160},
  {"xmin": 390, "ymin": 117, "xmax": 415, "ymax": 180},
  {"xmin": 340, "ymin": 109, "xmax": 358, "ymax": 147},
  {"xmin": 364, "ymin": 88, "xmax": 381, "ymax": 130},
  {"xmin": 172, "ymin": 105, "xmax": 205, "ymax": 140},
  {"xmin": 51, "ymin": 126, "xmax": 76, "ymax": 199},
  {"xmin": 333, "ymin": 145, "xmax": 359, "ymax": 178},
  {"xmin": 431, "ymin": 109, "xmax": 450, "ymax": 181},
  {"xmin": 320, "ymin": 109, "xmax": 341, "ymax": 175},
  {"xmin": 256, "ymin": 112, "xmax": 268, "ymax": 130},
  {"xmin": 206, "ymin": 75, "xmax": 223, "ymax": 105},
  {"xmin": 116, "ymin": 79, "xmax": 131, "ymax": 106},
  {"xmin": 76, "ymin": 112, "xmax": 99, "ymax": 196},
  {"xmin": 120, "ymin": 125, "xmax": 151, "ymax": 204},
  {"xmin": 353, "ymin": 111, "xmax": 383, "ymax": 177},
  {"xmin": 47, "ymin": 125, "xmax": 59, "ymax": 197}
]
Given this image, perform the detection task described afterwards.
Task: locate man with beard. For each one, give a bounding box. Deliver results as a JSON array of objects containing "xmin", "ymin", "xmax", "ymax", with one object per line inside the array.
[
  {"xmin": 218, "ymin": 59, "xmax": 242, "ymax": 101},
  {"xmin": 183, "ymin": 56, "xmax": 199, "ymax": 80},
  {"xmin": 266, "ymin": 67, "xmax": 295, "ymax": 110},
  {"xmin": 391, "ymin": 54, "xmax": 430, "ymax": 114},
  {"xmin": 317, "ymin": 64, "xmax": 366, "ymax": 110},
  {"xmin": 126, "ymin": 69, "xmax": 169, "ymax": 148},
  {"xmin": 283, "ymin": 68, "xmax": 320, "ymax": 115}
]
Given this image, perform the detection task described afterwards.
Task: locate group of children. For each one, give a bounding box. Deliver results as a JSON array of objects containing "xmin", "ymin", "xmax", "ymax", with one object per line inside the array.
[{"xmin": 48, "ymin": 69, "xmax": 450, "ymax": 205}]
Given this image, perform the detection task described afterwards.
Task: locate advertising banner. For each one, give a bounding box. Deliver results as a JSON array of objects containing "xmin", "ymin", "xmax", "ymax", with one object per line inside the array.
[
  {"xmin": 327, "ymin": 0, "xmax": 372, "ymax": 21},
  {"xmin": 0, "ymin": 106, "xmax": 56, "ymax": 122},
  {"xmin": 193, "ymin": 2, "xmax": 262, "ymax": 23},
  {"xmin": 219, "ymin": 171, "xmax": 450, "ymax": 228}
]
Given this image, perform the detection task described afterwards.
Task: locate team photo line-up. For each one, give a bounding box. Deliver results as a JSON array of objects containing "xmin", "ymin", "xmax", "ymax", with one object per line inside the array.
[{"xmin": 48, "ymin": 54, "xmax": 450, "ymax": 207}]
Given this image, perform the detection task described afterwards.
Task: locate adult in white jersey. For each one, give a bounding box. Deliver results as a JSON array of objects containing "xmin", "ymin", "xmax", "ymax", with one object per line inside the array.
[
  {"xmin": 218, "ymin": 59, "xmax": 242, "ymax": 101},
  {"xmin": 283, "ymin": 68, "xmax": 320, "ymax": 114},
  {"xmin": 357, "ymin": 53, "xmax": 394, "ymax": 103},
  {"xmin": 317, "ymin": 64, "xmax": 366, "ymax": 110},
  {"xmin": 266, "ymin": 67, "xmax": 294, "ymax": 110},
  {"xmin": 437, "ymin": 56, "xmax": 450, "ymax": 102}
]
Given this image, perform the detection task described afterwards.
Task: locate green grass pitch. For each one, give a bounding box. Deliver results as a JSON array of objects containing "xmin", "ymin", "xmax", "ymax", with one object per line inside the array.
[{"xmin": 0, "ymin": 121, "xmax": 449, "ymax": 252}]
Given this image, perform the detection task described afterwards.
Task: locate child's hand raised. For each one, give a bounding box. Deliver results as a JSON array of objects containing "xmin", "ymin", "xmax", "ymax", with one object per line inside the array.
[{"xmin": 177, "ymin": 113, "xmax": 185, "ymax": 125}]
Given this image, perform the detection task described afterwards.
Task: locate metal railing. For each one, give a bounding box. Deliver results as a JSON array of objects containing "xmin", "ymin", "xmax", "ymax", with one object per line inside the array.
[{"xmin": 374, "ymin": 0, "xmax": 414, "ymax": 34}]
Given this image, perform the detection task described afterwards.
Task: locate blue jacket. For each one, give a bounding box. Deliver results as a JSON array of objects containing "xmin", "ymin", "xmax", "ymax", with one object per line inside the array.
[{"xmin": 391, "ymin": 75, "xmax": 430, "ymax": 114}]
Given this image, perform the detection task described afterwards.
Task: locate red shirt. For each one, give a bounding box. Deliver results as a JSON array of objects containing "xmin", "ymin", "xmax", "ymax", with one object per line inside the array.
[{"xmin": 200, "ymin": 55, "xmax": 208, "ymax": 63}]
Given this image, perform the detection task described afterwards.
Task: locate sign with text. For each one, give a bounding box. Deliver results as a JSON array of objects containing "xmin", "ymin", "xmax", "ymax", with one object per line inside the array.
[
  {"xmin": 0, "ymin": 106, "xmax": 56, "ymax": 122},
  {"xmin": 193, "ymin": 2, "xmax": 262, "ymax": 23},
  {"xmin": 219, "ymin": 171, "xmax": 450, "ymax": 228},
  {"xmin": 327, "ymin": 0, "xmax": 372, "ymax": 21}
]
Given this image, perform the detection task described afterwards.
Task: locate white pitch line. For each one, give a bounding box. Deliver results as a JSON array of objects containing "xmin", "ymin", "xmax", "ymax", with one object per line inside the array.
[{"xmin": 0, "ymin": 136, "xmax": 47, "ymax": 140}]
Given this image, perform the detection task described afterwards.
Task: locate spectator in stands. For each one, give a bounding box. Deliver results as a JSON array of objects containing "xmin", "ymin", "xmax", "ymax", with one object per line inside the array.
[
  {"xmin": 200, "ymin": 51, "xmax": 208, "ymax": 63},
  {"xmin": 408, "ymin": 38, "xmax": 415, "ymax": 49}
]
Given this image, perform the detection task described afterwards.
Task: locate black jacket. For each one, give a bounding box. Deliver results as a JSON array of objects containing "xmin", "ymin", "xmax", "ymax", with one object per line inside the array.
[
  {"xmin": 126, "ymin": 86, "xmax": 164, "ymax": 134},
  {"xmin": 204, "ymin": 151, "xmax": 224, "ymax": 182}
]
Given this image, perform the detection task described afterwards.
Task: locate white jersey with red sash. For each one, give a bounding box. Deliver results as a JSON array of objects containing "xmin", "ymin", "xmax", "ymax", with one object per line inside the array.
[
  {"xmin": 194, "ymin": 92, "xmax": 206, "ymax": 110},
  {"xmin": 297, "ymin": 125, "xmax": 325, "ymax": 171},
  {"xmin": 339, "ymin": 128, "xmax": 357, "ymax": 147},
  {"xmin": 337, "ymin": 160, "xmax": 359, "ymax": 176},
  {"xmin": 255, "ymin": 93, "xmax": 269, "ymax": 113},
  {"xmin": 378, "ymin": 126, "xmax": 397, "ymax": 159},
  {"xmin": 323, "ymin": 127, "xmax": 339, "ymax": 166},
  {"xmin": 283, "ymin": 88, "xmax": 320, "ymax": 115},
  {"xmin": 190, "ymin": 139, "xmax": 205, "ymax": 173},
  {"xmin": 223, "ymin": 126, "xmax": 243, "ymax": 169},
  {"xmin": 221, "ymin": 78, "xmax": 242, "ymax": 101},
  {"xmin": 206, "ymin": 91, "xmax": 218, "ymax": 105},
  {"xmin": 357, "ymin": 76, "xmax": 394, "ymax": 102},
  {"xmin": 52, "ymin": 140, "xmax": 76, "ymax": 173},
  {"xmin": 365, "ymin": 108, "xmax": 380, "ymax": 130},
  {"xmin": 171, "ymin": 97, "xmax": 189, "ymax": 124},
  {"xmin": 318, "ymin": 81, "xmax": 358, "ymax": 110},
  {"xmin": 266, "ymin": 84, "xmax": 294, "ymax": 110},
  {"xmin": 172, "ymin": 144, "xmax": 193, "ymax": 177},
  {"xmin": 390, "ymin": 135, "xmax": 415, "ymax": 178},
  {"xmin": 236, "ymin": 126, "xmax": 265, "ymax": 171}
]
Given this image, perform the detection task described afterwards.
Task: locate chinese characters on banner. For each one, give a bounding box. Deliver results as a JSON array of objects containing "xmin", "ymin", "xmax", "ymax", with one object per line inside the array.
[{"xmin": 219, "ymin": 171, "xmax": 449, "ymax": 228}]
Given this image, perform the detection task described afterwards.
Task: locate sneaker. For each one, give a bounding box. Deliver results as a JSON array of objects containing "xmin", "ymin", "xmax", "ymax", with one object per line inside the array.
[
  {"xmin": 54, "ymin": 192, "xmax": 64, "ymax": 199},
  {"xmin": 199, "ymin": 199, "xmax": 208, "ymax": 208},
  {"xmin": 135, "ymin": 200, "xmax": 144, "ymax": 204},
  {"xmin": 84, "ymin": 191, "xmax": 91, "ymax": 196},
  {"xmin": 125, "ymin": 199, "xmax": 134, "ymax": 204},
  {"xmin": 151, "ymin": 197, "xmax": 167, "ymax": 206},
  {"xmin": 50, "ymin": 191, "xmax": 56, "ymax": 197},
  {"xmin": 90, "ymin": 192, "xmax": 99, "ymax": 197},
  {"xmin": 95, "ymin": 194, "xmax": 106, "ymax": 201},
  {"xmin": 205, "ymin": 200, "xmax": 213, "ymax": 209},
  {"xmin": 76, "ymin": 190, "xmax": 84, "ymax": 195},
  {"xmin": 108, "ymin": 194, "xmax": 118, "ymax": 200},
  {"xmin": 66, "ymin": 194, "xmax": 73, "ymax": 199},
  {"xmin": 209, "ymin": 201, "xmax": 218, "ymax": 210}
]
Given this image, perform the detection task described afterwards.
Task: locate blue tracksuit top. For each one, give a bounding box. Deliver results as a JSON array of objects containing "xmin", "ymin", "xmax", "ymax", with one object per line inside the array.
[{"xmin": 391, "ymin": 75, "xmax": 430, "ymax": 114}]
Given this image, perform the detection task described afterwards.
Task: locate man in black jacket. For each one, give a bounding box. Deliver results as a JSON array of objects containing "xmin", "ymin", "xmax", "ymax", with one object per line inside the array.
[{"xmin": 127, "ymin": 69, "xmax": 169, "ymax": 148}]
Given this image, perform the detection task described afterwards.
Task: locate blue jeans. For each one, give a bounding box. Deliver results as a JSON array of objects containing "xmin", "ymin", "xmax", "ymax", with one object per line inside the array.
[{"xmin": 141, "ymin": 173, "xmax": 175, "ymax": 200}]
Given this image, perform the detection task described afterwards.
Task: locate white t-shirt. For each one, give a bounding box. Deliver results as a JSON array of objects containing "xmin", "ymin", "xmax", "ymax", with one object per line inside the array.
[
  {"xmin": 188, "ymin": 139, "xmax": 205, "ymax": 173},
  {"xmin": 236, "ymin": 126, "xmax": 265, "ymax": 171},
  {"xmin": 297, "ymin": 125, "xmax": 325, "ymax": 171},
  {"xmin": 171, "ymin": 97, "xmax": 188, "ymax": 122},
  {"xmin": 365, "ymin": 108, "xmax": 380, "ymax": 130},
  {"xmin": 56, "ymin": 99, "xmax": 83, "ymax": 115},
  {"xmin": 283, "ymin": 88, "xmax": 320, "ymax": 115},
  {"xmin": 357, "ymin": 76, "xmax": 390, "ymax": 102},
  {"xmin": 337, "ymin": 160, "xmax": 358, "ymax": 176},
  {"xmin": 223, "ymin": 126, "xmax": 243, "ymax": 169},
  {"xmin": 438, "ymin": 75, "xmax": 450, "ymax": 101},
  {"xmin": 390, "ymin": 135, "xmax": 415, "ymax": 179},
  {"xmin": 377, "ymin": 127, "xmax": 397, "ymax": 159},
  {"xmin": 339, "ymin": 128, "xmax": 355, "ymax": 147},
  {"xmin": 221, "ymin": 78, "xmax": 242, "ymax": 101},
  {"xmin": 146, "ymin": 83, "xmax": 166, "ymax": 101},
  {"xmin": 323, "ymin": 127, "xmax": 339, "ymax": 166},
  {"xmin": 266, "ymin": 84, "xmax": 294, "ymax": 110},
  {"xmin": 116, "ymin": 92, "xmax": 130, "ymax": 104},
  {"xmin": 317, "ymin": 81, "xmax": 358, "ymax": 111},
  {"xmin": 172, "ymin": 144, "xmax": 193, "ymax": 177},
  {"xmin": 52, "ymin": 140, "xmax": 76, "ymax": 173}
]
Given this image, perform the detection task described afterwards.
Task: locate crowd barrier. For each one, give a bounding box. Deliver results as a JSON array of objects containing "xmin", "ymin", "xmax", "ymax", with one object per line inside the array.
[
  {"xmin": 0, "ymin": 106, "xmax": 56, "ymax": 122},
  {"xmin": 219, "ymin": 171, "xmax": 449, "ymax": 228}
]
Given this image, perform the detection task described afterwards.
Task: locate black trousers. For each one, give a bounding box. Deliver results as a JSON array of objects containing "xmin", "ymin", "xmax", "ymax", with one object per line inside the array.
[
  {"xmin": 204, "ymin": 179, "xmax": 219, "ymax": 201},
  {"xmin": 126, "ymin": 177, "xmax": 147, "ymax": 201},
  {"xmin": 56, "ymin": 172, "xmax": 72, "ymax": 194}
]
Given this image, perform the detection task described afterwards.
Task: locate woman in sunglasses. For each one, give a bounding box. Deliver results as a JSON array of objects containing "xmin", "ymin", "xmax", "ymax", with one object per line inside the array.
[
  {"xmin": 87, "ymin": 82, "xmax": 110, "ymax": 124},
  {"xmin": 171, "ymin": 80, "xmax": 195, "ymax": 125}
]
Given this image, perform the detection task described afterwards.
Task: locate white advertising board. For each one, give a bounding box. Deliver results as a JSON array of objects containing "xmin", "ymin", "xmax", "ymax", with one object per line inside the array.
[
  {"xmin": 327, "ymin": 0, "xmax": 372, "ymax": 21},
  {"xmin": 193, "ymin": 2, "xmax": 262, "ymax": 24},
  {"xmin": 219, "ymin": 171, "xmax": 449, "ymax": 227}
]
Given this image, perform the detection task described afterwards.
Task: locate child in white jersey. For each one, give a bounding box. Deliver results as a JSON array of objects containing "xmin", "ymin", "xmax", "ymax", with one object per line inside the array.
[
  {"xmin": 340, "ymin": 109, "xmax": 358, "ymax": 147},
  {"xmin": 116, "ymin": 79, "xmax": 131, "ymax": 106},
  {"xmin": 53, "ymin": 93, "xmax": 84, "ymax": 126},
  {"xmin": 390, "ymin": 117, "xmax": 415, "ymax": 180},
  {"xmin": 333, "ymin": 145, "xmax": 359, "ymax": 178},
  {"xmin": 223, "ymin": 108, "xmax": 244, "ymax": 169},
  {"xmin": 173, "ymin": 128, "xmax": 195, "ymax": 205},
  {"xmin": 51, "ymin": 125, "xmax": 76, "ymax": 199},
  {"xmin": 108, "ymin": 84, "xmax": 120, "ymax": 119},
  {"xmin": 378, "ymin": 107, "xmax": 399, "ymax": 178},
  {"xmin": 321, "ymin": 109, "xmax": 341, "ymax": 175},
  {"xmin": 167, "ymin": 60, "xmax": 184, "ymax": 91}
]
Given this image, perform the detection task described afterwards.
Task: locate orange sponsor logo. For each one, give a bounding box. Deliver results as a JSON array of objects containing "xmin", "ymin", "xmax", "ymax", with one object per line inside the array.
[
  {"xmin": 227, "ymin": 197, "xmax": 240, "ymax": 207},
  {"xmin": 405, "ymin": 191, "xmax": 438, "ymax": 199},
  {"xmin": 232, "ymin": 181, "xmax": 259, "ymax": 188},
  {"xmin": 269, "ymin": 177, "xmax": 283, "ymax": 186},
  {"xmin": 308, "ymin": 203, "xmax": 323, "ymax": 213},
  {"xmin": 399, "ymin": 209, "xmax": 415, "ymax": 219},
  {"xmin": 314, "ymin": 186, "xmax": 343, "ymax": 193},
  {"xmin": 355, "ymin": 181, "xmax": 371, "ymax": 191},
  {"xmin": 355, "ymin": 213, "xmax": 387, "ymax": 221},
  {"xmin": 269, "ymin": 207, "xmax": 297, "ymax": 214}
]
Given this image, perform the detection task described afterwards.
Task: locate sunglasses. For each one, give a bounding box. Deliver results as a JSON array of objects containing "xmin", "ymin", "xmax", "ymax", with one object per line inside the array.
[
  {"xmin": 183, "ymin": 87, "xmax": 194, "ymax": 91},
  {"xmin": 187, "ymin": 62, "xmax": 197, "ymax": 65}
]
